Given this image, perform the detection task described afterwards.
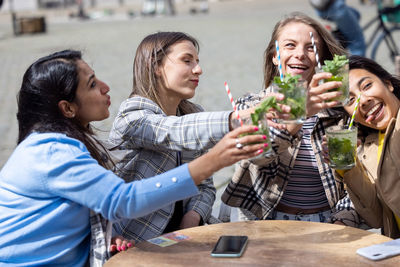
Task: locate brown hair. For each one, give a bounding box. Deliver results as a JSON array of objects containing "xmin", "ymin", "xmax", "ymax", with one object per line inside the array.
[
  {"xmin": 131, "ymin": 31, "xmax": 200, "ymax": 115},
  {"xmin": 263, "ymin": 12, "xmax": 347, "ymax": 88}
]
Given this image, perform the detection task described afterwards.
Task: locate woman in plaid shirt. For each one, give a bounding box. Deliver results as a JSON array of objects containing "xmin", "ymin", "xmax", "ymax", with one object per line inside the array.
[
  {"xmin": 222, "ymin": 13, "xmax": 362, "ymax": 227},
  {"xmin": 108, "ymin": 32, "xmax": 282, "ymax": 243},
  {"xmin": 0, "ymin": 50, "xmax": 267, "ymax": 266}
]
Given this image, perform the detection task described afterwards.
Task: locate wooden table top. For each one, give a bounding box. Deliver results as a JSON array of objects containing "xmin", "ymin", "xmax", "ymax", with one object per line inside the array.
[{"xmin": 105, "ymin": 220, "xmax": 400, "ymax": 266}]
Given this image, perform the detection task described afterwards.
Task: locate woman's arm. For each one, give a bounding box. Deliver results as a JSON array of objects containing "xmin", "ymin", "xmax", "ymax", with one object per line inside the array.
[
  {"xmin": 109, "ymin": 97, "xmax": 230, "ymax": 151},
  {"xmin": 341, "ymin": 158, "xmax": 383, "ymax": 228},
  {"xmin": 235, "ymin": 89, "xmax": 300, "ymax": 153},
  {"xmin": 328, "ymin": 193, "xmax": 363, "ymax": 227},
  {"xmin": 183, "ymin": 176, "xmax": 215, "ymax": 227},
  {"xmin": 44, "ymin": 125, "xmax": 266, "ymax": 221},
  {"xmin": 45, "ymin": 145, "xmax": 200, "ymax": 222}
]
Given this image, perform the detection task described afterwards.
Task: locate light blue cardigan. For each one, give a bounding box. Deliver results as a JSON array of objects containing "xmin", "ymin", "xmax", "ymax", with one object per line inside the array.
[{"xmin": 0, "ymin": 132, "xmax": 198, "ymax": 266}]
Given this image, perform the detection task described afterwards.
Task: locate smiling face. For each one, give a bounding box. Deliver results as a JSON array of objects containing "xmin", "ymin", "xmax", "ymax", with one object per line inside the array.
[
  {"xmin": 344, "ymin": 68, "xmax": 400, "ymax": 130},
  {"xmin": 273, "ymin": 22, "xmax": 320, "ymax": 83},
  {"xmin": 157, "ymin": 40, "xmax": 202, "ymax": 112},
  {"xmin": 73, "ymin": 60, "xmax": 111, "ymax": 127}
]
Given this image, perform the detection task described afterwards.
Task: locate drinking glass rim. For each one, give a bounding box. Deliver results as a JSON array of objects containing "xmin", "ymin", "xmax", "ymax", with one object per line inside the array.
[{"xmin": 326, "ymin": 125, "xmax": 357, "ymax": 134}]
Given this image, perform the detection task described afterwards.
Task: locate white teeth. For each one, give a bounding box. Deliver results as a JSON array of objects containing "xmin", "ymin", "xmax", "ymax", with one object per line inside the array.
[
  {"xmin": 366, "ymin": 104, "xmax": 381, "ymax": 117},
  {"xmin": 289, "ymin": 65, "xmax": 307, "ymax": 70}
]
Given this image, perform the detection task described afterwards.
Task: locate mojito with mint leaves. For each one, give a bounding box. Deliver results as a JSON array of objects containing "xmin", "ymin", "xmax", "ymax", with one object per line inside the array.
[
  {"xmin": 233, "ymin": 96, "xmax": 278, "ymax": 159},
  {"xmin": 319, "ymin": 55, "xmax": 349, "ymax": 105},
  {"xmin": 272, "ymin": 74, "xmax": 307, "ymax": 124},
  {"xmin": 327, "ymin": 125, "xmax": 357, "ymax": 169}
]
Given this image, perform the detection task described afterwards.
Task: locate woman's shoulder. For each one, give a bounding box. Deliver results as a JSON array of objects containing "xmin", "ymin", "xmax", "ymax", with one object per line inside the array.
[
  {"xmin": 118, "ymin": 96, "xmax": 164, "ymax": 115},
  {"xmin": 22, "ymin": 132, "xmax": 88, "ymax": 155},
  {"xmin": 3, "ymin": 133, "xmax": 90, "ymax": 177}
]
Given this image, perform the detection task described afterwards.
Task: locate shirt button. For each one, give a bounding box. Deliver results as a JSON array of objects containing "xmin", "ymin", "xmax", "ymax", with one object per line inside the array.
[
  {"xmin": 156, "ymin": 182, "xmax": 161, "ymax": 188},
  {"xmin": 171, "ymin": 177, "xmax": 177, "ymax": 183},
  {"xmin": 363, "ymin": 155, "xmax": 366, "ymax": 159}
]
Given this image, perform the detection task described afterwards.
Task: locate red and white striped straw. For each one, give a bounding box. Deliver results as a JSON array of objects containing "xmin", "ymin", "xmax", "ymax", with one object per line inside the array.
[{"xmin": 224, "ymin": 82, "xmax": 243, "ymax": 126}]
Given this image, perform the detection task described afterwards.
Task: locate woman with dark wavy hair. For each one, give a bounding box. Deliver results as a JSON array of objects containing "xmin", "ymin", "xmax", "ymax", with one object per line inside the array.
[
  {"xmin": 0, "ymin": 50, "xmax": 266, "ymax": 266},
  {"xmin": 332, "ymin": 55, "xmax": 400, "ymax": 238}
]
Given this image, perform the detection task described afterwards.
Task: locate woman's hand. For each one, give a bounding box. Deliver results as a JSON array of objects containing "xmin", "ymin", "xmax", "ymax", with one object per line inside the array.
[
  {"xmin": 263, "ymin": 92, "xmax": 291, "ymax": 130},
  {"xmin": 333, "ymin": 220, "xmax": 346, "ymax": 226},
  {"xmin": 233, "ymin": 92, "xmax": 291, "ymax": 131},
  {"xmin": 307, "ymin": 71, "xmax": 342, "ymax": 116},
  {"xmin": 188, "ymin": 125, "xmax": 268, "ymax": 184},
  {"xmin": 110, "ymin": 236, "xmax": 134, "ymax": 253},
  {"xmin": 207, "ymin": 125, "xmax": 268, "ymax": 168}
]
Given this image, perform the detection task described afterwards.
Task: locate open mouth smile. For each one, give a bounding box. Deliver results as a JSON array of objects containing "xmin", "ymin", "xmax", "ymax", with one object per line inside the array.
[
  {"xmin": 287, "ymin": 64, "xmax": 309, "ymax": 74},
  {"xmin": 365, "ymin": 102, "xmax": 383, "ymax": 123}
]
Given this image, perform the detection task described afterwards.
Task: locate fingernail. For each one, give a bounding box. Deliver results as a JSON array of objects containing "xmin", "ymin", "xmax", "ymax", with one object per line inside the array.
[
  {"xmin": 254, "ymin": 127, "xmax": 259, "ymax": 131},
  {"xmin": 127, "ymin": 243, "xmax": 133, "ymax": 248},
  {"xmin": 263, "ymin": 135, "xmax": 267, "ymax": 139},
  {"xmin": 264, "ymin": 143, "xmax": 268, "ymax": 147},
  {"xmin": 117, "ymin": 246, "xmax": 121, "ymax": 251},
  {"xmin": 121, "ymin": 245, "xmax": 126, "ymax": 251},
  {"xmin": 257, "ymin": 149, "xmax": 263, "ymax": 154}
]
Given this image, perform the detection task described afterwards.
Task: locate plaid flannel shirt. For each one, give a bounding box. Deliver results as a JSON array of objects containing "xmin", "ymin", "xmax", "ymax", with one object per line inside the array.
[
  {"xmin": 89, "ymin": 211, "xmax": 111, "ymax": 267},
  {"xmin": 221, "ymin": 87, "xmax": 361, "ymax": 227},
  {"xmin": 89, "ymin": 136, "xmax": 115, "ymax": 266},
  {"xmin": 109, "ymin": 96, "xmax": 230, "ymax": 243}
]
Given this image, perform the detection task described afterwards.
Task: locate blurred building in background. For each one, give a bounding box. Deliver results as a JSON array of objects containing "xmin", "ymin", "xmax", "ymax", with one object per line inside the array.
[{"xmin": 0, "ymin": 0, "xmax": 215, "ymax": 13}]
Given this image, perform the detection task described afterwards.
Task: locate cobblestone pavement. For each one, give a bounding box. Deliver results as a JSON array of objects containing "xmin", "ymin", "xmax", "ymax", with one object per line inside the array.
[{"xmin": 0, "ymin": 0, "xmax": 391, "ymax": 219}]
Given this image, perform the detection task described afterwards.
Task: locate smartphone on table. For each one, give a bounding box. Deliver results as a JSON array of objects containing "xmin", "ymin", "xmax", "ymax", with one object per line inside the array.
[
  {"xmin": 356, "ymin": 238, "xmax": 400, "ymax": 261},
  {"xmin": 211, "ymin": 235, "xmax": 248, "ymax": 258}
]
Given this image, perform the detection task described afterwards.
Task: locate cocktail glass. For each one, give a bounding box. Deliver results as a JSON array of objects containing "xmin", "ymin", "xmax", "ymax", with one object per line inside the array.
[
  {"xmin": 317, "ymin": 63, "xmax": 349, "ymax": 106},
  {"xmin": 232, "ymin": 114, "xmax": 274, "ymax": 160},
  {"xmin": 271, "ymin": 79, "xmax": 307, "ymax": 124},
  {"xmin": 326, "ymin": 125, "xmax": 357, "ymax": 170}
]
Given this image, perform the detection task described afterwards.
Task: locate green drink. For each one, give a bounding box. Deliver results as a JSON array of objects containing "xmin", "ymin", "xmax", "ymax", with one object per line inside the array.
[
  {"xmin": 272, "ymin": 74, "xmax": 307, "ymax": 124},
  {"xmin": 319, "ymin": 55, "xmax": 349, "ymax": 105},
  {"xmin": 232, "ymin": 114, "xmax": 273, "ymax": 160},
  {"xmin": 327, "ymin": 125, "xmax": 357, "ymax": 169}
]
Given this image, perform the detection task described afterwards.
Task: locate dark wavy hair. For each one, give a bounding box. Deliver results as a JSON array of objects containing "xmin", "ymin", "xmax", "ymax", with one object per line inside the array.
[
  {"xmin": 17, "ymin": 50, "xmax": 110, "ymax": 167},
  {"xmin": 349, "ymin": 55, "xmax": 400, "ymax": 99}
]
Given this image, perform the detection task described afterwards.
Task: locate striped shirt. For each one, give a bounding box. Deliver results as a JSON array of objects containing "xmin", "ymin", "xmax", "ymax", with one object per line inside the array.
[
  {"xmin": 280, "ymin": 116, "xmax": 329, "ymax": 209},
  {"xmin": 222, "ymin": 87, "xmax": 362, "ymax": 228}
]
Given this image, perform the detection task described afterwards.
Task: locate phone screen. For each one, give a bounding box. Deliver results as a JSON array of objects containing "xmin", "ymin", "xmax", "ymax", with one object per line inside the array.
[{"xmin": 211, "ymin": 235, "xmax": 248, "ymax": 257}]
